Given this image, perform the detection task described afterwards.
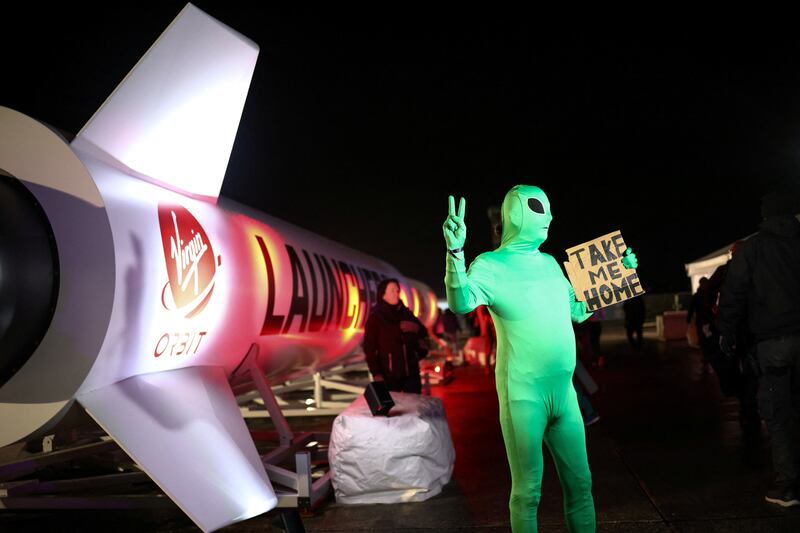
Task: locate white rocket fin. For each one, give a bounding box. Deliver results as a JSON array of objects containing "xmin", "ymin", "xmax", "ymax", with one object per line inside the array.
[
  {"xmin": 77, "ymin": 366, "xmax": 276, "ymax": 532},
  {"xmin": 72, "ymin": 3, "xmax": 258, "ymax": 202}
]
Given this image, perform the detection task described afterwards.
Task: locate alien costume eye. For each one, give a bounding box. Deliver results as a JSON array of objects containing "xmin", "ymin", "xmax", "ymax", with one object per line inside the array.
[{"xmin": 527, "ymin": 198, "xmax": 545, "ymax": 214}]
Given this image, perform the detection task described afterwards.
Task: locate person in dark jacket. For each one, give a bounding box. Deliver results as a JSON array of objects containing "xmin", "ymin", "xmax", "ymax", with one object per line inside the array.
[
  {"xmin": 719, "ymin": 190, "xmax": 800, "ymax": 507},
  {"xmin": 623, "ymin": 295, "xmax": 646, "ymax": 351},
  {"xmin": 687, "ymin": 278, "xmax": 713, "ymax": 348},
  {"xmin": 363, "ymin": 278, "xmax": 429, "ymax": 393},
  {"xmin": 707, "ymin": 244, "xmax": 760, "ymax": 441}
]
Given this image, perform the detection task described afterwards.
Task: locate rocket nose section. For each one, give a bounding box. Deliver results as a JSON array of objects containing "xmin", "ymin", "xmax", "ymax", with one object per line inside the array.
[{"xmin": 0, "ymin": 175, "xmax": 59, "ymax": 387}]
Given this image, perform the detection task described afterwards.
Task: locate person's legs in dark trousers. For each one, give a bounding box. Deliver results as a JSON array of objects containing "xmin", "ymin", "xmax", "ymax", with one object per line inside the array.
[
  {"xmin": 588, "ymin": 322, "xmax": 602, "ymax": 365},
  {"xmin": 383, "ymin": 377, "xmax": 403, "ymax": 392},
  {"xmin": 403, "ymin": 374, "xmax": 422, "ymax": 394},
  {"xmin": 633, "ymin": 322, "xmax": 643, "ymax": 350},
  {"xmin": 699, "ymin": 324, "xmax": 722, "ymax": 375},
  {"xmin": 626, "ymin": 322, "xmax": 644, "ymax": 351},
  {"xmin": 739, "ymin": 354, "xmax": 763, "ymax": 465},
  {"xmin": 384, "ymin": 375, "xmax": 422, "ymax": 394},
  {"xmin": 732, "ymin": 346, "xmax": 762, "ymax": 466},
  {"xmin": 739, "ymin": 352, "xmax": 761, "ymax": 435},
  {"xmin": 575, "ymin": 324, "xmax": 593, "ymax": 365},
  {"xmin": 625, "ymin": 324, "xmax": 636, "ymax": 349},
  {"xmin": 573, "ymin": 379, "xmax": 599, "ymax": 426},
  {"xmin": 636, "ymin": 323, "xmax": 644, "ymax": 350},
  {"xmin": 755, "ymin": 334, "xmax": 800, "ymax": 504}
]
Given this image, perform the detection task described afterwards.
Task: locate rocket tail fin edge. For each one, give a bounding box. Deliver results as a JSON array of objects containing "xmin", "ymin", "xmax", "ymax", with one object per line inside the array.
[{"xmin": 77, "ymin": 365, "xmax": 276, "ymax": 532}]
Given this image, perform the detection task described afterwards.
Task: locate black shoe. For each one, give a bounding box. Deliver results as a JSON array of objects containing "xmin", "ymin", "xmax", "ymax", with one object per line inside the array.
[{"xmin": 765, "ymin": 487, "xmax": 800, "ymax": 508}]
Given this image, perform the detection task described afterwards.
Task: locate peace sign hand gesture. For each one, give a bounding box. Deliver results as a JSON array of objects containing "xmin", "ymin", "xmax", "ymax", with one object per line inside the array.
[{"xmin": 443, "ymin": 195, "xmax": 467, "ymax": 250}]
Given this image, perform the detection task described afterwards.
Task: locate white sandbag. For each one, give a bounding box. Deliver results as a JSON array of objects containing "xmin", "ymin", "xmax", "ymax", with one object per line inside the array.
[{"xmin": 328, "ymin": 392, "xmax": 455, "ymax": 504}]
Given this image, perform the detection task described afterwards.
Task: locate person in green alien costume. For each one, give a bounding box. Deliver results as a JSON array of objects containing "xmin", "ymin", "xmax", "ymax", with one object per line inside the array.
[{"xmin": 443, "ymin": 185, "xmax": 638, "ymax": 533}]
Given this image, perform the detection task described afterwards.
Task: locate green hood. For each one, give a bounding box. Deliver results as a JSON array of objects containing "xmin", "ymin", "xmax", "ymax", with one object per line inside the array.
[{"xmin": 500, "ymin": 185, "xmax": 553, "ymax": 252}]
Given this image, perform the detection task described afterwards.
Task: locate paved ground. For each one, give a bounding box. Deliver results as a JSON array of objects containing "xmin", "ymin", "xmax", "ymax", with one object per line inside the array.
[{"xmin": 2, "ymin": 324, "xmax": 799, "ymax": 531}]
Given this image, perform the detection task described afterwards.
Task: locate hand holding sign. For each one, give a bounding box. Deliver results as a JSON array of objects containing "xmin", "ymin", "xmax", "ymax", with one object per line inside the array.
[
  {"xmin": 622, "ymin": 248, "xmax": 638, "ymax": 269},
  {"xmin": 564, "ymin": 231, "xmax": 644, "ymax": 312}
]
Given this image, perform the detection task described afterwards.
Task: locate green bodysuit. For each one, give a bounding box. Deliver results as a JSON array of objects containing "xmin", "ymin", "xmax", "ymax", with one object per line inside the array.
[{"xmin": 443, "ymin": 185, "xmax": 637, "ymax": 533}]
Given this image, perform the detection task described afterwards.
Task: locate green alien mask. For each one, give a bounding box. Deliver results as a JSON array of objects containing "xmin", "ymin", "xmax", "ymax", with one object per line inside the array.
[{"xmin": 499, "ymin": 185, "xmax": 553, "ymax": 252}]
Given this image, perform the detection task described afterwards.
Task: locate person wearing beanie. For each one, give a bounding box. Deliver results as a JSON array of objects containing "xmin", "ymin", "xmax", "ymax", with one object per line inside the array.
[
  {"xmin": 719, "ymin": 189, "xmax": 800, "ymax": 507},
  {"xmin": 363, "ymin": 278, "xmax": 429, "ymax": 393}
]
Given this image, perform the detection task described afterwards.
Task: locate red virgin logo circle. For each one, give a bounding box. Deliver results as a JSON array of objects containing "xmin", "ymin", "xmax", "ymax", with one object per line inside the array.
[{"xmin": 157, "ymin": 203, "xmax": 220, "ymax": 318}]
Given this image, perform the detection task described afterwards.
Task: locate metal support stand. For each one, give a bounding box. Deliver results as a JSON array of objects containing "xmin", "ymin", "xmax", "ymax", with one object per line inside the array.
[
  {"xmin": 0, "ymin": 344, "xmax": 334, "ymax": 524},
  {"xmin": 277, "ymin": 509, "xmax": 307, "ymax": 532},
  {"xmin": 233, "ymin": 344, "xmax": 295, "ymax": 446},
  {"xmin": 236, "ymin": 356, "xmax": 369, "ymax": 418},
  {"xmin": 0, "ymin": 437, "xmax": 166, "ymax": 509},
  {"xmin": 232, "ymin": 344, "xmax": 332, "ymax": 512}
]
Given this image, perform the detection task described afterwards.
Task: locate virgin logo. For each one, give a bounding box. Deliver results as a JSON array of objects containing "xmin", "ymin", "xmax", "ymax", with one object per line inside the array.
[{"xmin": 158, "ymin": 203, "xmax": 220, "ymax": 318}]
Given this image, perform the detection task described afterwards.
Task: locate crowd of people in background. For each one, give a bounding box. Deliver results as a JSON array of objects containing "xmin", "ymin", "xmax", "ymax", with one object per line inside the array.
[
  {"xmin": 686, "ymin": 191, "xmax": 800, "ymax": 507},
  {"xmin": 687, "ymin": 246, "xmax": 762, "ymax": 457}
]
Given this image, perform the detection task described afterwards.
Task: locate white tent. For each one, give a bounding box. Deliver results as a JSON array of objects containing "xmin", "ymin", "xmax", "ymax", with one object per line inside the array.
[{"xmin": 684, "ymin": 242, "xmax": 736, "ymax": 294}]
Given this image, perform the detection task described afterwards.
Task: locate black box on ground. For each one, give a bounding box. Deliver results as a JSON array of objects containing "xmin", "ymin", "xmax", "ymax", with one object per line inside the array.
[{"xmin": 364, "ymin": 381, "xmax": 394, "ymax": 416}]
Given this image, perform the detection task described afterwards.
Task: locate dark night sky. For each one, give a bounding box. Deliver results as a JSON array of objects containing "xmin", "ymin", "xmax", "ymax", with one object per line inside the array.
[{"xmin": 3, "ymin": 4, "xmax": 800, "ymax": 296}]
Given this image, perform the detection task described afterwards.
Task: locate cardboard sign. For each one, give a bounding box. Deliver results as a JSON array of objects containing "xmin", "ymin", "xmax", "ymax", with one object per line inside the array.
[{"xmin": 564, "ymin": 230, "xmax": 644, "ymax": 311}]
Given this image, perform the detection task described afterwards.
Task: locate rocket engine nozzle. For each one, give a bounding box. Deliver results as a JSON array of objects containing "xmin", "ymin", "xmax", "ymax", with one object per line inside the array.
[{"xmin": 0, "ymin": 174, "xmax": 59, "ymax": 387}]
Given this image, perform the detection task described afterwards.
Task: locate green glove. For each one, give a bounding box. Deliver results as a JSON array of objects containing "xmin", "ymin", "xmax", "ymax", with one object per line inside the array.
[
  {"xmin": 622, "ymin": 247, "xmax": 638, "ymax": 269},
  {"xmin": 443, "ymin": 195, "xmax": 466, "ymax": 251}
]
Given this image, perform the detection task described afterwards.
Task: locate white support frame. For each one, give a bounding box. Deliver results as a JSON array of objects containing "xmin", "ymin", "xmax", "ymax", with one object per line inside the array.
[
  {"xmin": 229, "ymin": 344, "xmax": 333, "ymax": 510},
  {"xmin": 0, "ymin": 343, "xmax": 334, "ymax": 524},
  {"xmin": 236, "ymin": 356, "xmax": 371, "ymax": 418}
]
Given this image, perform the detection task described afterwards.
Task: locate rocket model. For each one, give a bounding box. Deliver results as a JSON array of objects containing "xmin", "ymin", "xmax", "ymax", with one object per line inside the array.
[{"xmin": 0, "ymin": 4, "xmax": 437, "ymax": 531}]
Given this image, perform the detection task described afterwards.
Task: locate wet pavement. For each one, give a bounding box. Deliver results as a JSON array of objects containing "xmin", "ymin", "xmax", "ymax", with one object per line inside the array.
[{"xmin": 2, "ymin": 324, "xmax": 800, "ymax": 531}]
